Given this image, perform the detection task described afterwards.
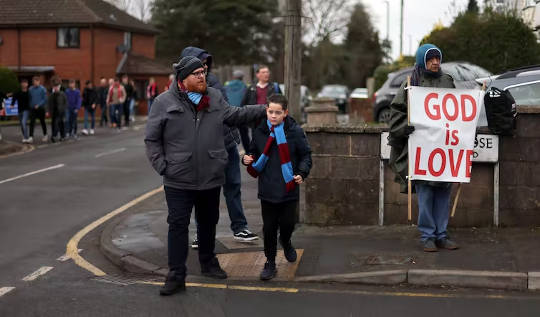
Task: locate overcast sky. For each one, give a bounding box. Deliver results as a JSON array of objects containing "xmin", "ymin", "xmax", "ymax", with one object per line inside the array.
[{"xmin": 362, "ymin": 0, "xmax": 473, "ymax": 59}]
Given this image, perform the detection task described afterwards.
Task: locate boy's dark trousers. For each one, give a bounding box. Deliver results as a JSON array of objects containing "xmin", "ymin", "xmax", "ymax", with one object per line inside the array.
[
  {"xmin": 51, "ymin": 108, "xmax": 65, "ymax": 139},
  {"xmin": 164, "ymin": 186, "xmax": 221, "ymax": 278},
  {"xmin": 261, "ymin": 200, "xmax": 296, "ymax": 261},
  {"xmin": 29, "ymin": 106, "xmax": 47, "ymax": 137},
  {"xmin": 123, "ymin": 98, "xmax": 131, "ymax": 127},
  {"xmin": 100, "ymin": 103, "xmax": 108, "ymax": 126}
]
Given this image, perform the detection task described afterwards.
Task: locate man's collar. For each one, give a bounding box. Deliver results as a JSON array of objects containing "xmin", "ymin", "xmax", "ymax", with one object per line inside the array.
[{"xmin": 256, "ymin": 82, "xmax": 269, "ymax": 89}]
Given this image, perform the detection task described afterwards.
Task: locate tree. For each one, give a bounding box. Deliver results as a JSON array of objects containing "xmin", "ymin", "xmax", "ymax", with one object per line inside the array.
[
  {"xmin": 105, "ymin": 0, "xmax": 155, "ymax": 22},
  {"xmin": 151, "ymin": 0, "xmax": 279, "ymax": 65},
  {"xmin": 0, "ymin": 67, "xmax": 19, "ymax": 95},
  {"xmin": 467, "ymin": 0, "xmax": 479, "ymax": 14},
  {"xmin": 421, "ymin": 10, "xmax": 540, "ymax": 74},
  {"xmin": 303, "ymin": 0, "xmax": 353, "ymax": 47}
]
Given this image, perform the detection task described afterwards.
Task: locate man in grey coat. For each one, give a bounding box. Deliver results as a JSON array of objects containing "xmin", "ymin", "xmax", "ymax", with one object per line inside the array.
[{"xmin": 145, "ymin": 56, "xmax": 266, "ymax": 296}]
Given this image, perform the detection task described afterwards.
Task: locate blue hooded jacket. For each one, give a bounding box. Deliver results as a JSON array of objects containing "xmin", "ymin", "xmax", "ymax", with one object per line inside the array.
[
  {"xmin": 411, "ymin": 44, "xmax": 443, "ymax": 86},
  {"xmin": 225, "ymin": 80, "xmax": 247, "ymax": 107}
]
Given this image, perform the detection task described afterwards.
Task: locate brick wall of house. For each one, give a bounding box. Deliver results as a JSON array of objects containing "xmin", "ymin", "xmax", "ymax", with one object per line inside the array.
[{"xmin": 0, "ymin": 29, "xmax": 18, "ymax": 66}]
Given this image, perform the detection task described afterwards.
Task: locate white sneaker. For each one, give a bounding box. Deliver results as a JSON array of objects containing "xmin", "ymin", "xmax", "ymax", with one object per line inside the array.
[
  {"xmin": 27, "ymin": 137, "xmax": 33, "ymax": 143},
  {"xmin": 90, "ymin": 129, "xmax": 95, "ymax": 135},
  {"xmin": 22, "ymin": 138, "xmax": 28, "ymax": 143},
  {"xmin": 81, "ymin": 129, "xmax": 89, "ymax": 135},
  {"xmin": 42, "ymin": 135, "xmax": 48, "ymax": 142}
]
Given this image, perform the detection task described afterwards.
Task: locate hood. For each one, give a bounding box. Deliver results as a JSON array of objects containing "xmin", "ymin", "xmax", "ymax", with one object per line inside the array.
[
  {"xmin": 226, "ymin": 80, "xmax": 245, "ymax": 92},
  {"xmin": 415, "ymin": 44, "xmax": 442, "ymax": 70},
  {"xmin": 181, "ymin": 46, "xmax": 213, "ymax": 71}
]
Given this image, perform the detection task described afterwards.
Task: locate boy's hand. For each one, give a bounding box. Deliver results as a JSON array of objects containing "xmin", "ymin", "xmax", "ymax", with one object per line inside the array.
[
  {"xmin": 243, "ymin": 155, "xmax": 254, "ymax": 165},
  {"xmin": 294, "ymin": 175, "xmax": 303, "ymax": 184}
]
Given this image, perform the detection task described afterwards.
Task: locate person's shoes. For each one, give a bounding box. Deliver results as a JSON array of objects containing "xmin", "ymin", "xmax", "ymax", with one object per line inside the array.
[
  {"xmin": 22, "ymin": 138, "xmax": 28, "ymax": 143},
  {"xmin": 423, "ymin": 238, "xmax": 438, "ymax": 252},
  {"xmin": 436, "ymin": 238, "xmax": 459, "ymax": 250},
  {"xmin": 81, "ymin": 129, "xmax": 89, "ymax": 135},
  {"xmin": 260, "ymin": 261, "xmax": 277, "ymax": 281},
  {"xmin": 90, "ymin": 129, "xmax": 95, "ymax": 135},
  {"xmin": 41, "ymin": 135, "xmax": 48, "ymax": 142},
  {"xmin": 159, "ymin": 271, "xmax": 185, "ymax": 296},
  {"xmin": 27, "ymin": 136, "xmax": 33, "ymax": 144},
  {"xmin": 233, "ymin": 229, "xmax": 258, "ymax": 242},
  {"xmin": 191, "ymin": 237, "xmax": 199, "ymax": 249},
  {"xmin": 280, "ymin": 240, "xmax": 297, "ymax": 262},
  {"xmin": 201, "ymin": 258, "xmax": 227, "ymax": 279}
]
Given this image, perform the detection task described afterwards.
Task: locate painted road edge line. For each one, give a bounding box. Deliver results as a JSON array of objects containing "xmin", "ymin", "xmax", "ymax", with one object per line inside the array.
[
  {"xmin": 57, "ymin": 249, "xmax": 83, "ymax": 262},
  {"xmin": 0, "ymin": 164, "xmax": 64, "ymax": 185},
  {"xmin": 95, "ymin": 148, "xmax": 126, "ymax": 158},
  {"xmin": 0, "ymin": 287, "xmax": 15, "ymax": 297},
  {"xmin": 22, "ymin": 266, "xmax": 54, "ymax": 282},
  {"xmin": 139, "ymin": 281, "xmax": 298, "ymax": 293},
  {"xmin": 66, "ymin": 186, "xmax": 164, "ymax": 276}
]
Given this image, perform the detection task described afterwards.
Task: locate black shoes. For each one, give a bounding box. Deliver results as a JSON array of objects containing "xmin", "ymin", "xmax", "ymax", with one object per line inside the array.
[
  {"xmin": 280, "ymin": 240, "xmax": 297, "ymax": 262},
  {"xmin": 423, "ymin": 238, "xmax": 438, "ymax": 252},
  {"xmin": 159, "ymin": 271, "xmax": 186, "ymax": 296},
  {"xmin": 201, "ymin": 257, "xmax": 228, "ymax": 279},
  {"xmin": 436, "ymin": 238, "xmax": 459, "ymax": 250},
  {"xmin": 260, "ymin": 261, "xmax": 277, "ymax": 281}
]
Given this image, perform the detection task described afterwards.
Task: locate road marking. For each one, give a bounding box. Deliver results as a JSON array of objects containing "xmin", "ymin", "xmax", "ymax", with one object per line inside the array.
[
  {"xmin": 95, "ymin": 148, "xmax": 126, "ymax": 158},
  {"xmin": 0, "ymin": 164, "xmax": 64, "ymax": 185},
  {"xmin": 57, "ymin": 249, "xmax": 83, "ymax": 262},
  {"xmin": 22, "ymin": 266, "xmax": 54, "ymax": 281},
  {"xmin": 0, "ymin": 287, "xmax": 15, "ymax": 297},
  {"xmin": 66, "ymin": 186, "xmax": 164, "ymax": 276},
  {"xmin": 139, "ymin": 281, "xmax": 298, "ymax": 293}
]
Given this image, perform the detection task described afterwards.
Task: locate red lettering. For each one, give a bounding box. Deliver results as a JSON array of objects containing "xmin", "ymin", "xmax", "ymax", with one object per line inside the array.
[
  {"xmin": 461, "ymin": 94, "xmax": 477, "ymax": 122},
  {"xmin": 424, "ymin": 93, "xmax": 440, "ymax": 120},
  {"xmin": 448, "ymin": 149, "xmax": 464, "ymax": 177},
  {"xmin": 428, "ymin": 148, "xmax": 446, "ymax": 177},
  {"xmin": 465, "ymin": 150, "xmax": 474, "ymax": 177},
  {"xmin": 414, "ymin": 147, "xmax": 427, "ymax": 175},
  {"xmin": 451, "ymin": 130, "xmax": 459, "ymax": 146},
  {"xmin": 442, "ymin": 93, "xmax": 459, "ymax": 121}
]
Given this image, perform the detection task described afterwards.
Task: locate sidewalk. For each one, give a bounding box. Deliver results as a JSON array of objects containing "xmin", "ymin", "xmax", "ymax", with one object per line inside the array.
[{"xmin": 100, "ymin": 166, "xmax": 540, "ymax": 291}]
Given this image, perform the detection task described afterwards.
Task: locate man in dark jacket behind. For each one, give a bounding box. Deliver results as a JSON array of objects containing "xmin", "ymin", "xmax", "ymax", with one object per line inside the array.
[
  {"xmin": 12, "ymin": 79, "xmax": 31, "ymax": 143},
  {"xmin": 48, "ymin": 77, "xmax": 67, "ymax": 143},
  {"xmin": 180, "ymin": 46, "xmax": 258, "ymax": 246},
  {"xmin": 388, "ymin": 43, "xmax": 459, "ymax": 253},
  {"xmin": 82, "ymin": 80, "xmax": 98, "ymax": 135},
  {"xmin": 145, "ymin": 56, "xmax": 266, "ymax": 296}
]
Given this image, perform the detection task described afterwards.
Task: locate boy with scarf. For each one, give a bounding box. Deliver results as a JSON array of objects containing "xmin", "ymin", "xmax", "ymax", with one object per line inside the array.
[
  {"xmin": 388, "ymin": 43, "xmax": 459, "ymax": 252},
  {"xmin": 242, "ymin": 94, "xmax": 312, "ymax": 281}
]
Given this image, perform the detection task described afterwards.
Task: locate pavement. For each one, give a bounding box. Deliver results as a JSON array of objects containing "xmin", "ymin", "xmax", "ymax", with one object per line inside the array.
[{"xmin": 99, "ymin": 165, "xmax": 540, "ymax": 291}]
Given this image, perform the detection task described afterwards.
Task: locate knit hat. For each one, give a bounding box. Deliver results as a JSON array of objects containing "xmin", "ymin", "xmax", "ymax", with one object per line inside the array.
[
  {"xmin": 173, "ymin": 56, "xmax": 204, "ymax": 81},
  {"xmin": 415, "ymin": 44, "xmax": 442, "ymax": 70}
]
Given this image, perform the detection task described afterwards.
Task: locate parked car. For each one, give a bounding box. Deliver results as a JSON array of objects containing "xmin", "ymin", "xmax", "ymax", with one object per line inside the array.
[
  {"xmin": 479, "ymin": 65, "xmax": 540, "ymax": 106},
  {"xmin": 373, "ymin": 62, "xmax": 492, "ymax": 123},
  {"xmin": 279, "ymin": 84, "xmax": 312, "ymax": 123},
  {"xmin": 317, "ymin": 84, "xmax": 349, "ymax": 113},
  {"xmin": 349, "ymin": 88, "xmax": 369, "ymax": 100}
]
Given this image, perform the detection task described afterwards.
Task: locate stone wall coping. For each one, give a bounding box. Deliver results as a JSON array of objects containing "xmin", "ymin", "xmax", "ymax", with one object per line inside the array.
[
  {"xmin": 304, "ymin": 125, "xmax": 493, "ymax": 135},
  {"xmin": 517, "ymin": 105, "xmax": 540, "ymax": 114}
]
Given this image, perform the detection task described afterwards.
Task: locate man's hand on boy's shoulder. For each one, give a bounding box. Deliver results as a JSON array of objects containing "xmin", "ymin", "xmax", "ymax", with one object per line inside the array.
[{"xmin": 293, "ymin": 175, "xmax": 303, "ymax": 184}]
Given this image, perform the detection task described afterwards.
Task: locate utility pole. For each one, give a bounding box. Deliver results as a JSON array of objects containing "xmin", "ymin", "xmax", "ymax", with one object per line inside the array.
[
  {"xmin": 400, "ymin": 0, "xmax": 404, "ymax": 57},
  {"xmin": 284, "ymin": 0, "xmax": 302, "ymax": 122},
  {"xmin": 385, "ymin": 0, "xmax": 390, "ymax": 40}
]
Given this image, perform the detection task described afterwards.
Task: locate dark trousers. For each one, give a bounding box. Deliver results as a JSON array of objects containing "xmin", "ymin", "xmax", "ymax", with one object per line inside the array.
[
  {"xmin": 261, "ymin": 200, "xmax": 297, "ymax": 262},
  {"xmin": 100, "ymin": 103, "xmax": 108, "ymax": 126},
  {"xmin": 123, "ymin": 99, "xmax": 131, "ymax": 127},
  {"xmin": 164, "ymin": 186, "xmax": 221, "ymax": 278},
  {"xmin": 29, "ymin": 107, "xmax": 47, "ymax": 137},
  {"xmin": 51, "ymin": 109, "xmax": 65, "ymax": 139},
  {"xmin": 66, "ymin": 108, "xmax": 78, "ymax": 136},
  {"xmin": 239, "ymin": 126, "xmax": 251, "ymax": 151}
]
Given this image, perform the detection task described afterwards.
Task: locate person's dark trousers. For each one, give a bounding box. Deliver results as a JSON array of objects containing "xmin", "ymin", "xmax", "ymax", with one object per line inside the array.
[
  {"xmin": 112, "ymin": 103, "xmax": 122, "ymax": 128},
  {"xmin": 238, "ymin": 126, "xmax": 251, "ymax": 151},
  {"xmin": 18, "ymin": 110, "xmax": 30, "ymax": 139},
  {"xmin": 51, "ymin": 109, "xmax": 66, "ymax": 140},
  {"xmin": 29, "ymin": 107, "xmax": 47, "ymax": 137},
  {"xmin": 100, "ymin": 103, "xmax": 108, "ymax": 126},
  {"xmin": 66, "ymin": 108, "xmax": 78, "ymax": 136},
  {"xmin": 164, "ymin": 186, "xmax": 221, "ymax": 278},
  {"xmin": 261, "ymin": 200, "xmax": 297, "ymax": 261},
  {"xmin": 223, "ymin": 145, "xmax": 248, "ymax": 233},
  {"xmin": 123, "ymin": 98, "xmax": 131, "ymax": 127}
]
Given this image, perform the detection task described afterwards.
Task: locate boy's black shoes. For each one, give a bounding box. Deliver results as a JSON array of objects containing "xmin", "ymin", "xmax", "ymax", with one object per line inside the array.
[
  {"xmin": 260, "ymin": 261, "xmax": 277, "ymax": 281},
  {"xmin": 159, "ymin": 271, "xmax": 186, "ymax": 296},
  {"xmin": 201, "ymin": 257, "xmax": 228, "ymax": 279},
  {"xmin": 280, "ymin": 240, "xmax": 297, "ymax": 262}
]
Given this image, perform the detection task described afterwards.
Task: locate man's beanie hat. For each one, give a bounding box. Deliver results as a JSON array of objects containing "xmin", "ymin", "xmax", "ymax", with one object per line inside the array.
[{"xmin": 173, "ymin": 56, "xmax": 204, "ymax": 81}]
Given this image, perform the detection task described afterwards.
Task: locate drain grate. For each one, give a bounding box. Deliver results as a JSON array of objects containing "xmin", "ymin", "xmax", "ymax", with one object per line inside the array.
[
  {"xmin": 93, "ymin": 273, "xmax": 162, "ymax": 286},
  {"xmin": 363, "ymin": 255, "xmax": 415, "ymax": 265}
]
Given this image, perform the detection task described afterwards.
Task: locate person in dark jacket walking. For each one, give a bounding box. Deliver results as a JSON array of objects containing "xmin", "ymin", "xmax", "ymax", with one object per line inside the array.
[
  {"xmin": 242, "ymin": 94, "xmax": 312, "ymax": 281},
  {"xmin": 388, "ymin": 43, "xmax": 459, "ymax": 253},
  {"xmin": 12, "ymin": 79, "xmax": 31, "ymax": 143},
  {"xmin": 82, "ymin": 80, "xmax": 98, "ymax": 135},
  {"xmin": 121, "ymin": 75, "xmax": 134, "ymax": 127},
  {"xmin": 98, "ymin": 77, "xmax": 109, "ymax": 127},
  {"xmin": 28, "ymin": 76, "xmax": 48, "ymax": 143},
  {"xmin": 180, "ymin": 46, "xmax": 258, "ymax": 247},
  {"xmin": 145, "ymin": 56, "xmax": 267, "ymax": 296},
  {"xmin": 48, "ymin": 77, "xmax": 67, "ymax": 143},
  {"xmin": 65, "ymin": 79, "xmax": 82, "ymax": 138},
  {"xmin": 239, "ymin": 65, "xmax": 282, "ymax": 150}
]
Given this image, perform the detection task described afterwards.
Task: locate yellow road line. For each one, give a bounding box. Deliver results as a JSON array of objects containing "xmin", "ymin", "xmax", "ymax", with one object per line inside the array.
[
  {"xmin": 138, "ymin": 281, "xmax": 298, "ymax": 293},
  {"xmin": 66, "ymin": 186, "xmax": 164, "ymax": 276}
]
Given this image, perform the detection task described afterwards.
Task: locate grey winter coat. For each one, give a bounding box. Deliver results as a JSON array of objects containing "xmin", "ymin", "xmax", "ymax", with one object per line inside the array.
[{"xmin": 144, "ymin": 82, "xmax": 266, "ymax": 191}]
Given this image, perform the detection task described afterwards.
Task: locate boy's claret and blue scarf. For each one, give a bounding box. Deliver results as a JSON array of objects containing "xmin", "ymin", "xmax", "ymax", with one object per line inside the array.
[{"xmin": 247, "ymin": 120, "xmax": 296, "ymax": 192}]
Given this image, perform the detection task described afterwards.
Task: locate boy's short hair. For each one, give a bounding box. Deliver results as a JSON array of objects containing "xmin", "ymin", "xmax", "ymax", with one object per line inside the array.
[
  {"xmin": 20, "ymin": 79, "xmax": 28, "ymax": 84},
  {"xmin": 69, "ymin": 79, "xmax": 76, "ymax": 84},
  {"xmin": 32, "ymin": 76, "xmax": 40, "ymax": 82},
  {"xmin": 267, "ymin": 94, "xmax": 288, "ymax": 110},
  {"xmin": 256, "ymin": 65, "xmax": 269, "ymax": 73},
  {"xmin": 51, "ymin": 77, "xmax": 62, "ymax": 86},
  {"xmin": 86, "ymin": 80, "xmax": 92, "ymax": 85}
]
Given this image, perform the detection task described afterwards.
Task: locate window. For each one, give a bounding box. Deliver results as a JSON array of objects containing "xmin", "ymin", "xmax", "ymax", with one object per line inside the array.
[
  {"xmin": 57, "ymin": 28, "xmax": 80, "ymax": 48},
  {"xmin": 390, "ymin": 71, "xmax": 411, "ymax": 88},
  {"xmin": 124, "ymin": 32, "xmax": 132, "ymax": 50}
]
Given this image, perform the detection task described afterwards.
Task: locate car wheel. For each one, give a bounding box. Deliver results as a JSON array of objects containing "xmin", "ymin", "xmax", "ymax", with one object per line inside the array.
[{"xmin": 377, "ymin": 107, "xmax": 391, "ymax": 123}]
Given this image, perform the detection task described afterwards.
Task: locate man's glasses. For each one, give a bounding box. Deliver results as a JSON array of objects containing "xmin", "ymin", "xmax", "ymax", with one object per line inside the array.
[{"xmin": 190, "ymin": 70, "xmax": 207, "ymax": 78}]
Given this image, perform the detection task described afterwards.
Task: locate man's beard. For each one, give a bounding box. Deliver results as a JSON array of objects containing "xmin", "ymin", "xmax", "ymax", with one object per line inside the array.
[{"xmin": 185, "ymin": 80, "xmax": 207, "ymax": 93}]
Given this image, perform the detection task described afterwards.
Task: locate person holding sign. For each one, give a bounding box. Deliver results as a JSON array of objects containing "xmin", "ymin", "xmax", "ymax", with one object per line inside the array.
[{"xmin": 388, "ymin": 44, "xmax": 459, "ymax": 252}]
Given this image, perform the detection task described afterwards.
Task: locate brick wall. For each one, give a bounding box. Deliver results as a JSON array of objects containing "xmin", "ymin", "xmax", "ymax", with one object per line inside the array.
[{"xmin": 0, "ymin": 29, "xmax": 18, "ymax": 65}]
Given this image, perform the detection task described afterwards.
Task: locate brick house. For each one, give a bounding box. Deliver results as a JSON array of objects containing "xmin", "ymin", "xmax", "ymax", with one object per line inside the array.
[{"xmin": 0, "ymin": 0, "xmax": 171, "ymax": 114}]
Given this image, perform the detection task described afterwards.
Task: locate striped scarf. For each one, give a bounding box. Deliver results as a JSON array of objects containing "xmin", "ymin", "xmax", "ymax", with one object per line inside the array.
[{"xmin": 247, "ymin": 120, "xmax": 295, "ymax": 192}]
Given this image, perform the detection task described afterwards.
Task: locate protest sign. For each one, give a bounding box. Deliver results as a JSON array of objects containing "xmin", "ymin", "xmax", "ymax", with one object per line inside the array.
[
  {"xmin": 408, "ymin": 86, "xmax": 484, "ymax": 183},
  {"xmin": 3, "ymin": 97, "xmax": 18, "ymax": 116}
]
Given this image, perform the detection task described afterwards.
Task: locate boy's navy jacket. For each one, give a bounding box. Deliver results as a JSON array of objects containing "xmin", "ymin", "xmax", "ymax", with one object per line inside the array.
[{"xmin": 248, "ymin": 116, "xmax": 312, "ymax": 203}]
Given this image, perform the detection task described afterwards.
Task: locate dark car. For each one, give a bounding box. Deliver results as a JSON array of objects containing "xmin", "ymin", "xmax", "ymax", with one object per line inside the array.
[
  {"xmin": 373, "ymin": 62, "xmax": 492, "ymax": 123},
  {"xmin": 479, "ymin": 65, "xmax": 540, "ymax": 107},
  {"xmin": 317, "ymin": 84, "xmax": 349, "ymax": 113}
]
